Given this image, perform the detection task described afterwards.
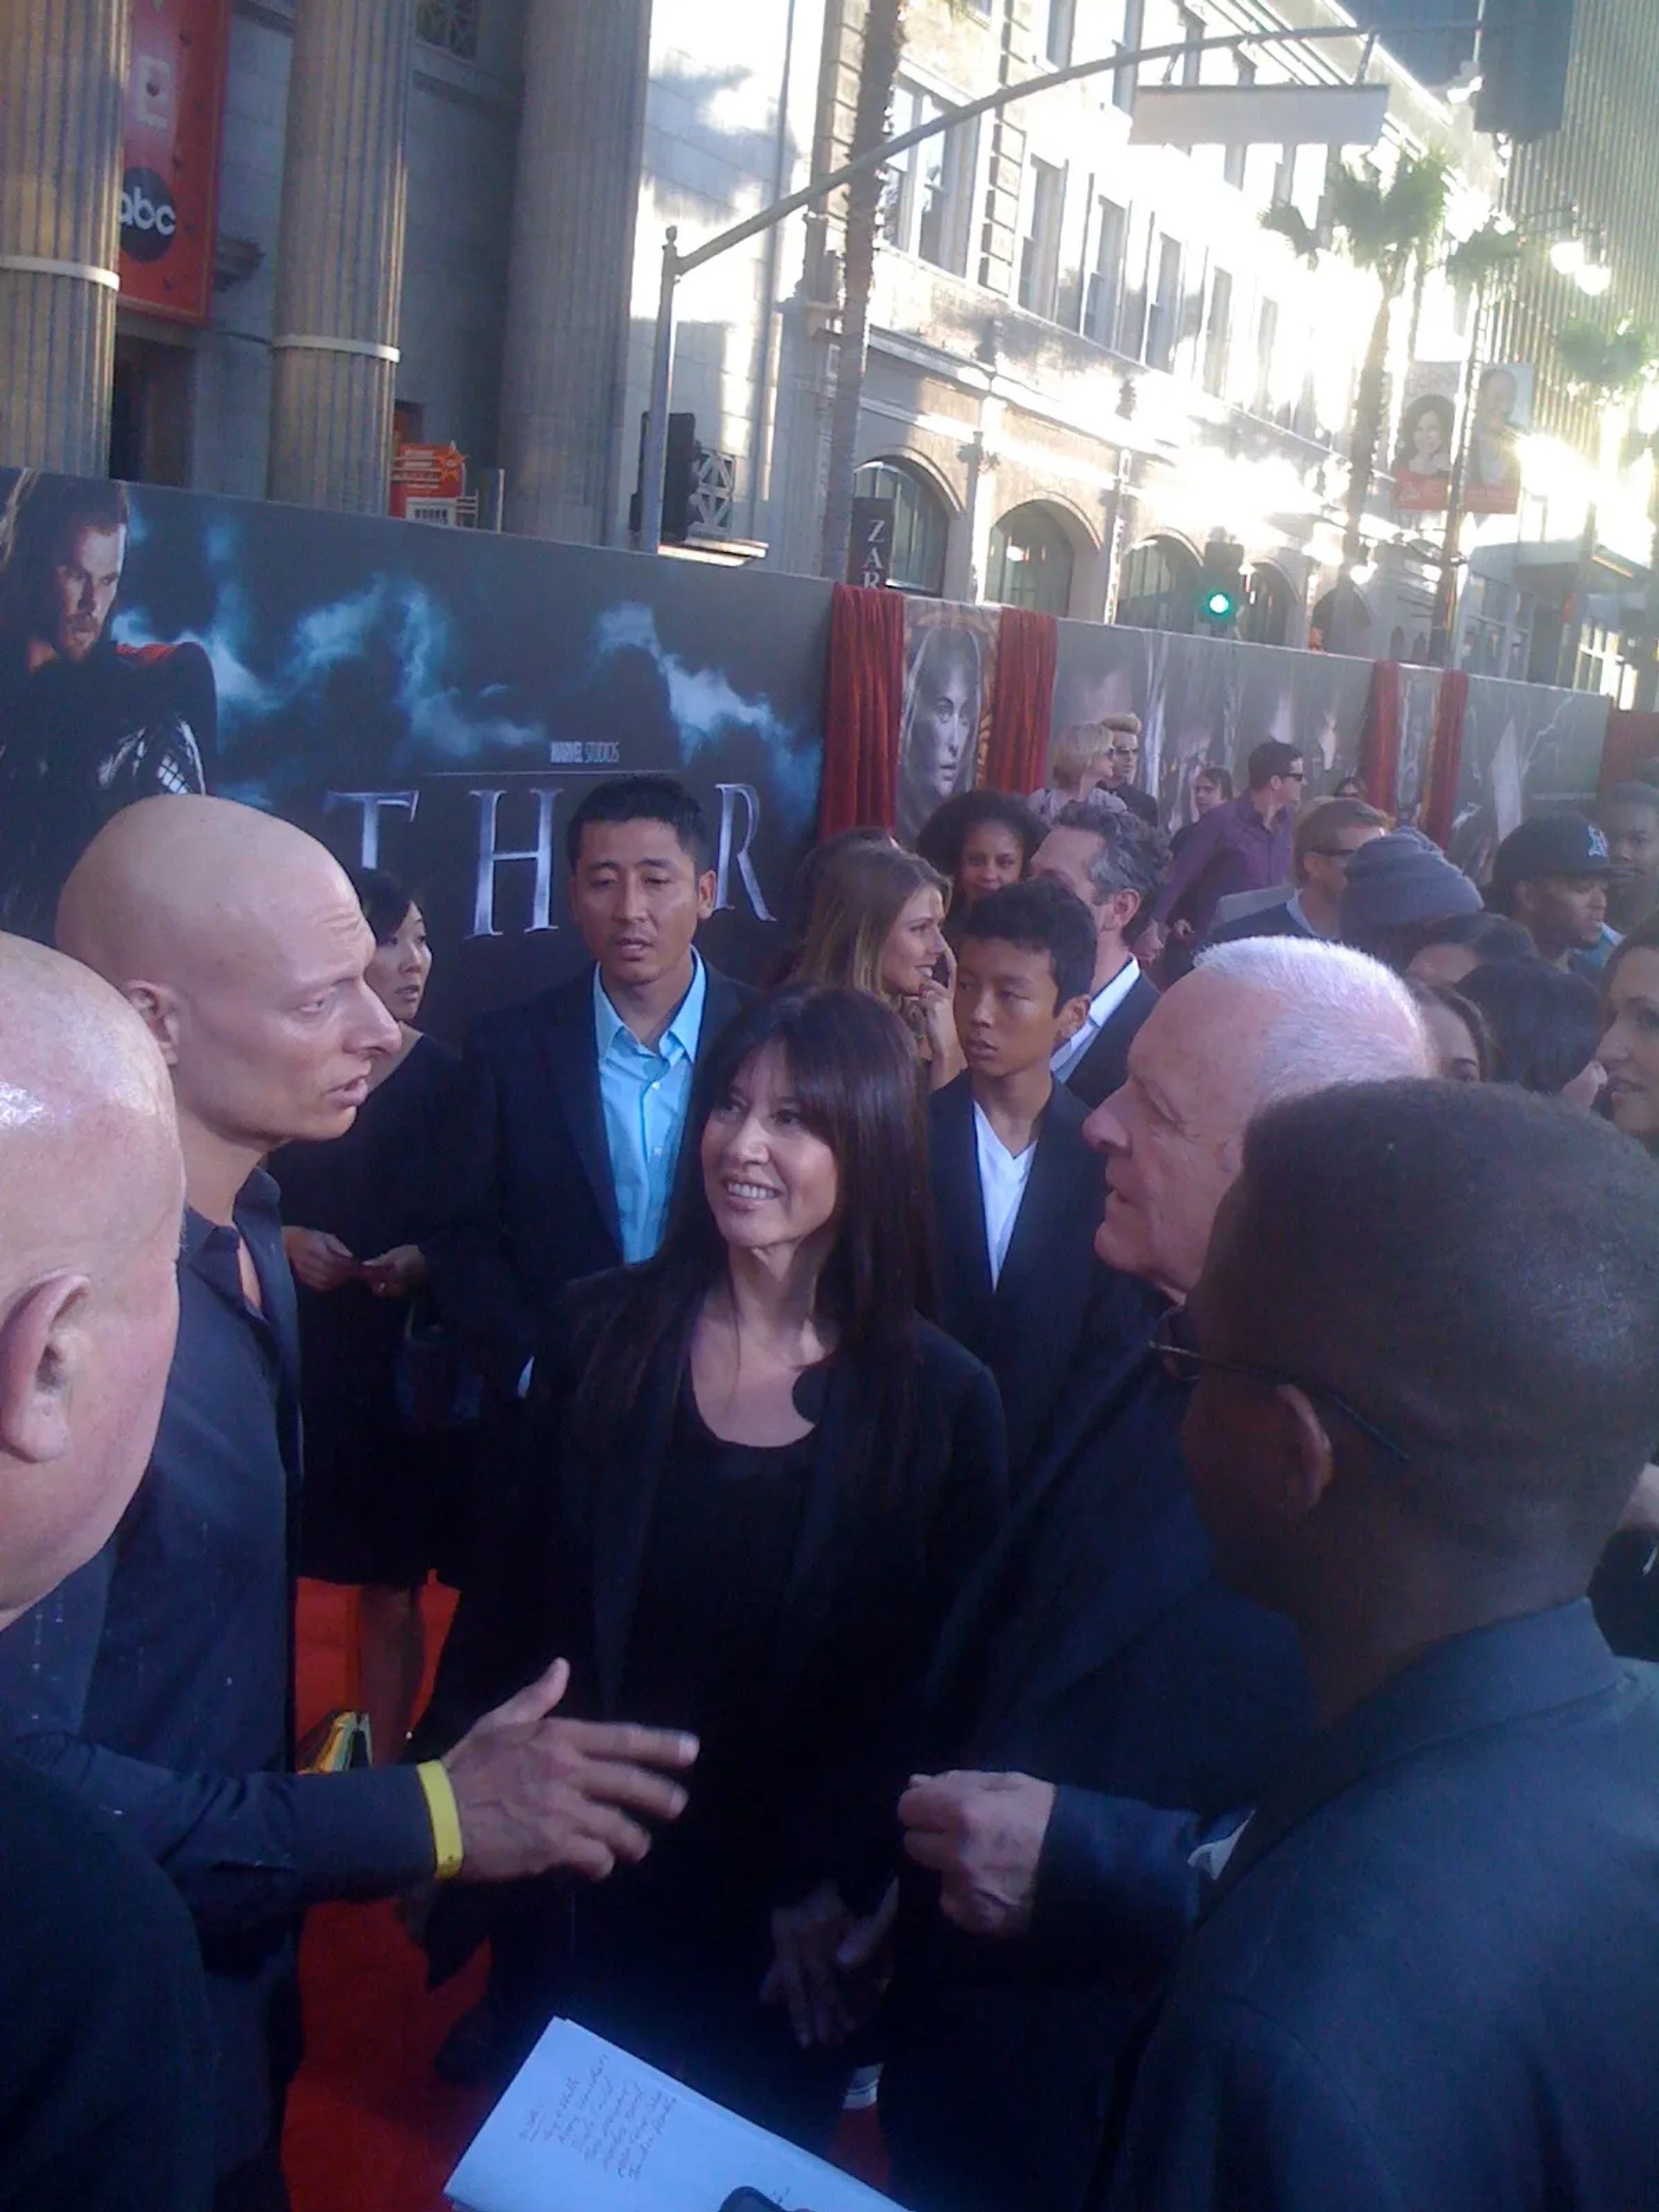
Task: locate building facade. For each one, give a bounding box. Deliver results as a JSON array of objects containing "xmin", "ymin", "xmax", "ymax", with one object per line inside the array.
[{"xmin": 16, "ymin": 0, "xmax": 1649, "ymax": 690}]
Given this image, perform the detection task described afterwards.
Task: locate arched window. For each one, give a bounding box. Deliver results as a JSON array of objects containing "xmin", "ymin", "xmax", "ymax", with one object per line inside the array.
[
  {"xmin": 986, "ymin": 503, "xmax": 1076, "ymax": 615},
  {"xmin": 1241, "ymin": 563, "xmax": 1294, "ymax": 647},
  {"xmin": 1115, "ymin": 537, "xmax": 1198, "ymax": 632},
  {"xmin": 852, "ymin": 459, "xmax": 950, "ymax": 594}
]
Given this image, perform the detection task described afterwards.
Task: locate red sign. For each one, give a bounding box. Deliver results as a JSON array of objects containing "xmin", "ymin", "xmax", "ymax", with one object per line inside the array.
[
  {"xmin": 391, "ymin": 443, "xmax": 467, "ymax": 523},
  {"xmin": 118, "ymin": 0, "xmax": 232, "ymax": 325}
]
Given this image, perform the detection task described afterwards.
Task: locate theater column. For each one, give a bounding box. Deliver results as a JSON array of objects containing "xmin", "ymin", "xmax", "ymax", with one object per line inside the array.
[
  {"xmin": 499, "ymin": 0, "xmax": 652, "ymax": 543},
  {"xmin": 267, "ymin": 0, "xmax": 411, "ymax": 512},
  {"xmin": 0, "ymin": 0, "xmax": 128, "ymax": 474}
]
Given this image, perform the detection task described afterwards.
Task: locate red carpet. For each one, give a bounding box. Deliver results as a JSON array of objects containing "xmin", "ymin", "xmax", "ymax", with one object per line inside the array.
[{"xmin": 285, "ymin": 1580, "xmax": 887, "ymax": 2210}]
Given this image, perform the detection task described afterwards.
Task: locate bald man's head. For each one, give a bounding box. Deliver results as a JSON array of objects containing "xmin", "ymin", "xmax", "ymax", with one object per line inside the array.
[
  {"xmin": 0, "ymin": 936, "xmax": 184, "ymax": 1624},
  {"xmin": 59, "ymin": 797, "xmax": 397, "ymax": 1177}
]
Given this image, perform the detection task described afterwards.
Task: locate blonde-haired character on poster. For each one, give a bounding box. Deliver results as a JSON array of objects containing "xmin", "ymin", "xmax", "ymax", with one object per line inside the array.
[{"xmin": 896, "ymin": 617, "xmax": 988, "ymax": 844}]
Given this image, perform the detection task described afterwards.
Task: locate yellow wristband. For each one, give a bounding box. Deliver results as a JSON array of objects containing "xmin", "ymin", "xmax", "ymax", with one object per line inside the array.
[{"xmin": 416, "ymin": 1759, "xmax": 465, "ymax": 1881}]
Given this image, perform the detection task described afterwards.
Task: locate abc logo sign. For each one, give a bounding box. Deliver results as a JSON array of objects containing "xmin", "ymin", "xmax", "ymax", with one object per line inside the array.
[{"xmin": 120, "ymin": 168, "xmax": 178, "ymax": 264}]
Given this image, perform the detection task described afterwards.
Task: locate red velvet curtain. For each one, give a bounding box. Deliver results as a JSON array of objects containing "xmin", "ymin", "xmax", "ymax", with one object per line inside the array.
[
  {"xmin": 983, "ymin": 607, "xmax": 1058, "ymax": 797},
  {"xmin": 1421, "ymin": 671, "xmax": 1468, "ymax": 852},
  {"xmin": 1357, "ymin": 660, "xmax": 1402, "ymax": 817},
  {"xmin": 818, "ymin": 583, "xmax": 906, "ymax": 836}
]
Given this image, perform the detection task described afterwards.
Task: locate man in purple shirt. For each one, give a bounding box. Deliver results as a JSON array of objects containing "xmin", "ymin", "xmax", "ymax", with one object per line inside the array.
[{"xmin": 1146, "ymin": 741, "xmax": 1306, "ymax": 955}]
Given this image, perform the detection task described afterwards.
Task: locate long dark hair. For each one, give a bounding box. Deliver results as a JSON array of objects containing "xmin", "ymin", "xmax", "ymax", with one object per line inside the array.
[{"xmin": 569, "ymin": 986, "xmax": 937, "ymax": 1486}]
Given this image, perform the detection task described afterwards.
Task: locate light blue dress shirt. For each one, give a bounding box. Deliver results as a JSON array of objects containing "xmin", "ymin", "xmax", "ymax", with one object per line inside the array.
[{"xmin": 594, "ymin": 952, "xmax": 709, "ymax": 1264}]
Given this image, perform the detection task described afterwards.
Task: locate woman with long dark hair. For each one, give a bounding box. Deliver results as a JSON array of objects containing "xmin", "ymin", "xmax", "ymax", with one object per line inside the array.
[{"xmin": 423, "ymin": 985, "xmax": 1007, "ymax": 2144}]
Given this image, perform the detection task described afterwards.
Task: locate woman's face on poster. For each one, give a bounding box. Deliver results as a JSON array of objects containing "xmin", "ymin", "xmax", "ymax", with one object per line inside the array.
[
  {"xmin": 1408, "ymin": 408, "xmax": 1446, "ymax": 467},
  {"xmin": 913, "ymin": 660, "xmax": 976, "ymax": 799}
]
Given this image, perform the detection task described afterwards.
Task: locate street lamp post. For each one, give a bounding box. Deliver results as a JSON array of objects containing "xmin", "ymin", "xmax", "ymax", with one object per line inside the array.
[{"xmin": 632, "ymin": 21, "xmax": 1454, "ymax": 556}]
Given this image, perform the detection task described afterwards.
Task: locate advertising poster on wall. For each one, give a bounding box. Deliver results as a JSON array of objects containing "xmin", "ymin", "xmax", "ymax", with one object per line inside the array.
[
  {"xmin": 118, "ymin": 0, "xmax": 233, "ymax": 325},
  {"xmin": 897, "ymin": 600, "xmax": 998, "ymax": 843},
  {"xmin": 1448, "ymin": 674, "xmax": 1611, "ymax": 882},
  {"xmin": 1393, "ymin": 363, "xmax": 1459, "ymax": 516},
  {"xmin": 0, "ymin": 470, "xmax": 829, "ymax": 1034},
  {"xmin": 1465, "ymin": 362, "xmax": 1533, "ymax": 518},
  {"xmin": 1051, "ymin": 620, "xmax": 1372, "ymax": 827}
]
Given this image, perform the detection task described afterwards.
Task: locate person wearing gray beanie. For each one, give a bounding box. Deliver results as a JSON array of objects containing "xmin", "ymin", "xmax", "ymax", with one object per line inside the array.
[{"xmin": 1339, "ymin": 828, "xmax": 1484, "ymax": 970}]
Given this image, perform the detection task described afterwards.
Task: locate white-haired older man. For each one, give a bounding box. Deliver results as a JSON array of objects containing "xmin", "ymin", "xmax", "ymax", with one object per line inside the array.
[{"xmin": 880, "ymin": 939, "xmax": 1433, "ymax": 2212}]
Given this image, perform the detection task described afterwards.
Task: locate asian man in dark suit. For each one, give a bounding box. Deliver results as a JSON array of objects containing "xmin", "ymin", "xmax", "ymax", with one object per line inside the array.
[
  {"xmin": 1107, "ymin": 1082, "xmax": 1659, "ymax": 2212},
  {"xmin": 1029, "ymin": 794, "xmax": 1167, "ymax": 1110},
  {"xmin": 930, "ymin": 878, "xmax": 1148, "ymax": 1484},
  {"xmin": 433, "ymin": 775, "xmax": 750, "ymax": 1402},
  {"xmin": 879, "ymin": 938, "xmax": 1434, "ymax": 2212}
]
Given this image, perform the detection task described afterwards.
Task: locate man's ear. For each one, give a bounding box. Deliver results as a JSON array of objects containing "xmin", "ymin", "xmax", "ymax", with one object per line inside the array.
[
  {"xmin": 696, "ymin": 868, "xmax": 718, "ymax": 924},
  {"xmin": 1054, "ymin": 993, "xmax": 1093, "ymax": 1046},
  {"xmin": 1109, "ymin": 889, "xmax": 1143, "ymax": 938},
  {"xmin": 1274, "ymin": 1383, "xmax": 1337, "ymax": 1523},
  {"xmin": 119, "ymin": 981, "xmax": 182, "ymax": 1067},
  {"xmin": 0, "ymin": 1275, "xmax": 90, "ymax": 1467}
]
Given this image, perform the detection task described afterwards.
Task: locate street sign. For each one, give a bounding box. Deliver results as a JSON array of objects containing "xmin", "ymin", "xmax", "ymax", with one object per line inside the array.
[
  {"xmin": 391, "ymin": 442, "xmax": 467, "ymax": 523},
  {"xmin": 1128, "ymin": 83, "xmax": 1389, "ymax": 149}
]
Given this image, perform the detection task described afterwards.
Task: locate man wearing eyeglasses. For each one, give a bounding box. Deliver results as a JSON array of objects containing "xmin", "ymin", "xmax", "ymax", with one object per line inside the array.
[
  {"xmin": 1106, "ymin": 1082, "xmax": 1659, "ymax": 2212},
  {"xmin": 1207, "ymin": 799, "xmax": 1389, "ymax": 948},
  {"xmin": 881, "ymin": 938, "xmax": 1432, "ymax": 2212},
  {"xmin": 1141, "ymin": 741, "xmax": 1306, "ymax": 962}
]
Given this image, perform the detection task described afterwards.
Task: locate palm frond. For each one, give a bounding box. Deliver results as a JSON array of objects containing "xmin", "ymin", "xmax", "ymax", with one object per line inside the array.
[
  {"xmin": 1444, "ymin": 222, "xmax": 1522, "ymax": 297},
  {"xmin": 1261, "ymin": 200, "xmax": 1321, "ymax": 265},
  {"xmin": 1556, "ymin": 316, "xmax": 1659, "ymax": 399}
]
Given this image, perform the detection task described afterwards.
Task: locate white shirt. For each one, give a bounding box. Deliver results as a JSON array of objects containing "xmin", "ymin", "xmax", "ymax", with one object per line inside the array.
[
  {"xmin": 974, "ymin": 1103, "xmax": 1038, "ymax": 1288},
  {"xmin": 1051, "ymin": 958, "xmax": 1143, "ymax": 1083}
]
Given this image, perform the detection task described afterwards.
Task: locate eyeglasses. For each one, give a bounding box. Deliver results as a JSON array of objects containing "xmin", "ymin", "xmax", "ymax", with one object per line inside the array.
[{"xmin": 1151, "ymin": 1306, "xmax": 1411, "ymax": 1464}]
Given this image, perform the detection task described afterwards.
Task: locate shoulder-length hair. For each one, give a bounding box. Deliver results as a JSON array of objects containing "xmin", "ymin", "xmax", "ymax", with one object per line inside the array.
[
  {"xmin": 569, "ymin": 985, "xmax": 937, "ymax": 1484},
  {"xmin": 899, "ymin": 623, "xmax": 983, "ymax": 832},
  {"xmin": 791, "ymin": 840, "xmax": 948, "ymax": 1006}
]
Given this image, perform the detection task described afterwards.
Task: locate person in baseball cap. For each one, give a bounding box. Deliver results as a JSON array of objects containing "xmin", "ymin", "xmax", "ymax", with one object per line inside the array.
[
  {"xmin": 1488, "ymin": 813, "xmax": 1620, "ymax": 976},
  {"xmin": 1338, "ymin": 827, "xmax": 1484, "ymax": 970}
]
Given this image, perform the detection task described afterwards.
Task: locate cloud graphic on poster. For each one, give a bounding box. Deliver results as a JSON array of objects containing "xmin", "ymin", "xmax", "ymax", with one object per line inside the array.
[
  {"xmin": 114, "ymin": 517, "xmax": 543, "ymax": 766},
  {"xmin": 590, "ymin": 603, "xmax": 822, "ymax": 829}
]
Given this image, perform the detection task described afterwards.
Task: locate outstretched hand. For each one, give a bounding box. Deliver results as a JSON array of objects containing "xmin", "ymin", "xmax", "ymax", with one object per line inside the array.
[{"xmin": 442, "ymin": 1659, "xmax": 698, "ymax": 1884}]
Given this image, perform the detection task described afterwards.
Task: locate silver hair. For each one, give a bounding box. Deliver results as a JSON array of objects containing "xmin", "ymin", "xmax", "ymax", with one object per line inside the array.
[{"xmin": 1194, "ymin": 935, "xmax": 1433, "ymax": 1105}]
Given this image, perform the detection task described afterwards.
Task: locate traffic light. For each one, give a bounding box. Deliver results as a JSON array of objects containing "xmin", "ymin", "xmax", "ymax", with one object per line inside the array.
[
  {"xmin": 1196, "ymin": 538, "xmax": 1246, "ymax": 631},
  {"xmin": 1475, "ymin": 0, "xmax": 1576, "ymax": 143}
]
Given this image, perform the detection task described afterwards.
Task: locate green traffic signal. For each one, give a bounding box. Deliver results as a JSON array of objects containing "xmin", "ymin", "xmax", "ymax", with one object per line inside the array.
[{"xmin": 1204, "ymin": 588, "xmax": 1236, "ymax": 619}]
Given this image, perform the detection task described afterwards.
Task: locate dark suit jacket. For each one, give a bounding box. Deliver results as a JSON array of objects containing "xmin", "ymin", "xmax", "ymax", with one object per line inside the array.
[
  {"xmin": 1106, "ymin": 1604, "xmax": 1659, "ymax": 2212},
  {"xmin": 420, "ymin": 1287, "xmax": 1008, "ymax": 1982},
  {"xmin": 880, "ymin": 1338, "xmax": 1312, "ymax": 2212},
  {"xmin": 1062, "ymin": 972, "xmax": 1160, "ymax": 1110},
  {"xmin": 0, "ymin": 1751, "xmax": 213, "ymax": 2211},
  {"xmin": 429, "ymin": 960, "xmax": 749, "ymax": 1397},
  {"xmin": 1204, "ymin": 895, "xmax": 1317, "ymax": 948},
  {"xmin": 928, "ymin": 1075, "xmax": 1147, "ymax": 1482}
]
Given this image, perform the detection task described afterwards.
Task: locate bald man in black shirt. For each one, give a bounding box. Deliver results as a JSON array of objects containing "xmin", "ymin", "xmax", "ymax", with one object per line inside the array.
[{"xmin": 0, "ymin": 934, "xmax": 210, "ymax": 2211}]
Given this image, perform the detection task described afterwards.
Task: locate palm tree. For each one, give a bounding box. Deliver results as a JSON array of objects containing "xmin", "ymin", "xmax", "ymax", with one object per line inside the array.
[
  {"xmin": 819, "ymin": 0, "xmax": 906, "ymax": 582},
  {"xmin": 1554, "ymin": 317, "xmax": 1659, "ymax": 690},
  {"xmin": 1264, "ymin": 149, "xmax": 1451, "ymax": 568}
]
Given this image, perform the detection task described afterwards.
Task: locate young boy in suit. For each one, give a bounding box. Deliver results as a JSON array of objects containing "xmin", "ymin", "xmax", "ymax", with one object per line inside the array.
[{"xmin": 930, "ymin": 875, "xmax": 1143, "ymax": 1484}]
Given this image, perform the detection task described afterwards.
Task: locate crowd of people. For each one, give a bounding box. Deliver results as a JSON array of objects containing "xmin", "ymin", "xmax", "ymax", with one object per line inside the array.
[{"xmin": 4, "ymin": 727, "xmax": 1659, "ymax": 2212}]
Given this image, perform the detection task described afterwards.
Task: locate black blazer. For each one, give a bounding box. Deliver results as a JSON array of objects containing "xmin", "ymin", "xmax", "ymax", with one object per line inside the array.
[
  {"xmin": 1106, "ymin": 1603, "xmax": 1659, "ymax": 2212},
  {"xmin": 928, "ymin": 1075, "xmax": 1147, "ymax": 1482},
  {"xmin": 880, "ymin": 1338, "xmax": 1311, "ymax": 2212},
  {"xmin": 423, "ymin": 1288, "xmax": 1009, "ymax": 1913},
  {"xmin": 429, "ymin": 961, "xmax": 749, "ymax": 1398},
  {"xmin": 1062, "ymin": 973, "xmax": 1160, "ymax": 1110}
]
